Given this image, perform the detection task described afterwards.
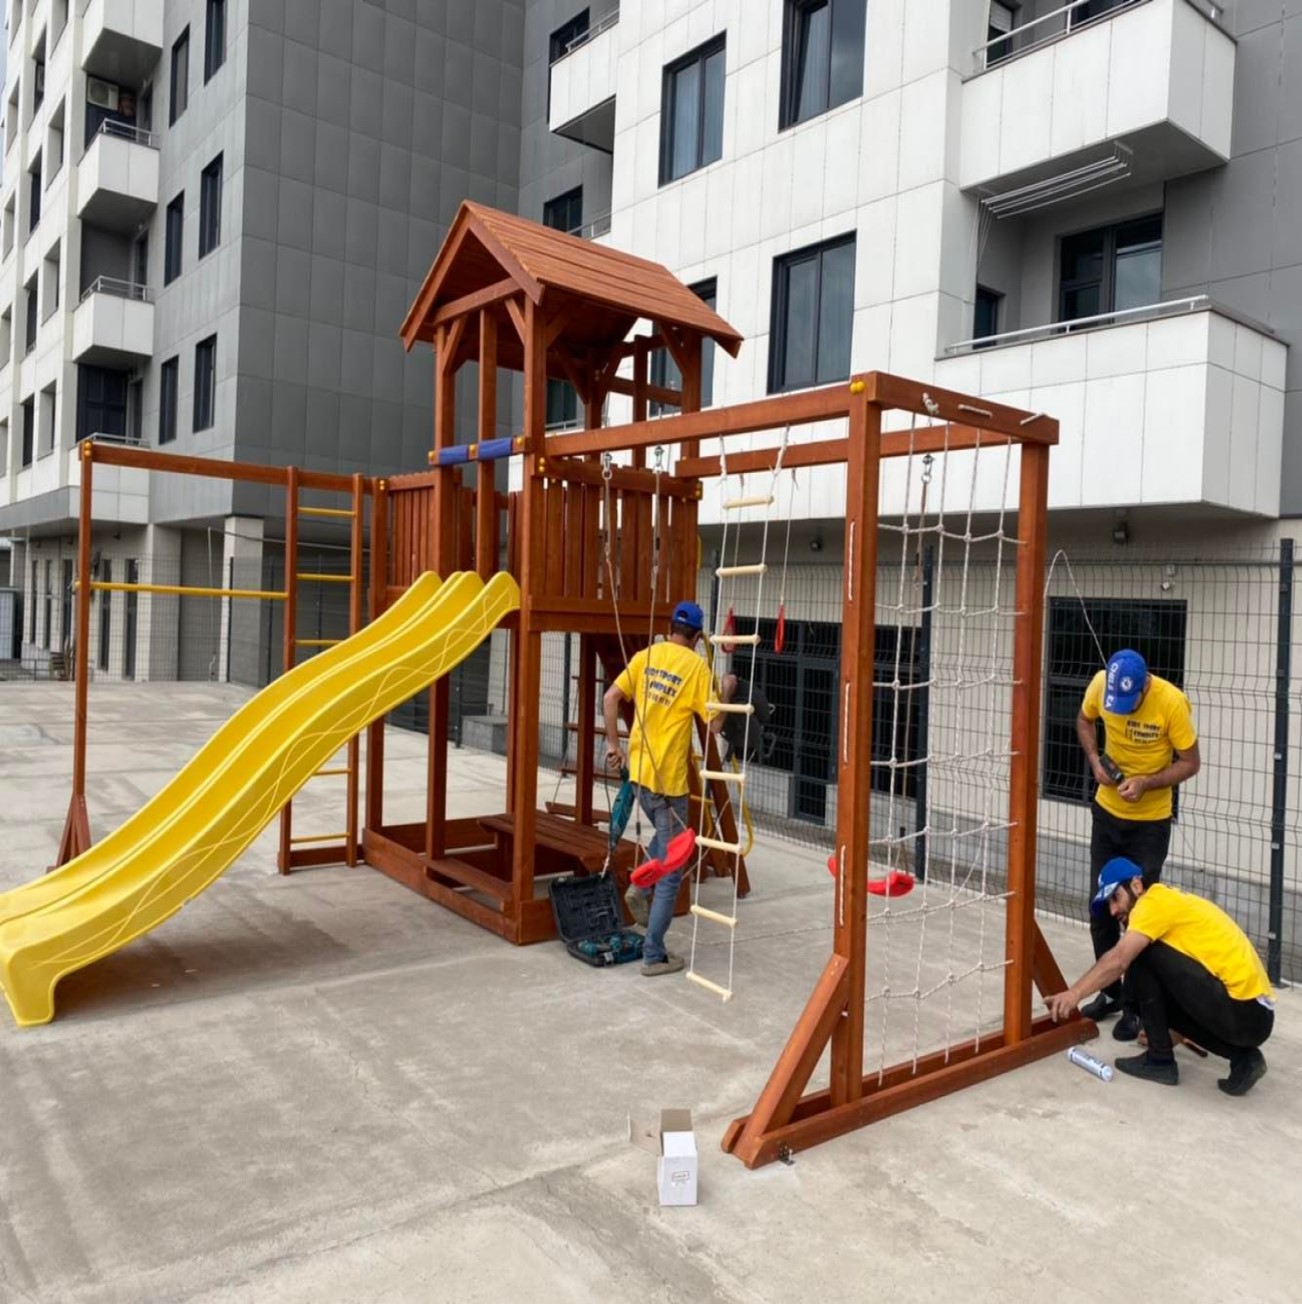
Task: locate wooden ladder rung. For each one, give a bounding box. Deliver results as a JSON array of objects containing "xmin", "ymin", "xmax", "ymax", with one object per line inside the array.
[
  {"xmin": 722, "ymin": 495, "xmax": 774, "ymax": 509},
  {"xmin": 715, "ymin": 563, "xmax": 767, "ymax": 577},
  {"xmin": 696, "ymin": 835, "xmax": 742, "ymax": 854},
  {"xmin": 690, "ymin": 903, "xmax": 738, "ymax": 928},
  {"xmin": 711, "ymin": 633, "xmax": 760, "ymax": 646},
  {"xmin": 708, "ymin": 701, "xmax": 754, "ymax": 715},
  {"xmin": 700, "ymin": 769, "xmax": 745, "ymax": 784},
  {"xmin": 686, "ymin": 970, "xmax": 733, "ymax": 1002}
]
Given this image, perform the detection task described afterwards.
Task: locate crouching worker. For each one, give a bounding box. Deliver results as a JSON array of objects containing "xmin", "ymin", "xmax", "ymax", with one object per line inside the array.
[
  {"xmin": 603, "ymin": 601, "xmax": 718, "ymax": 977},
  {"xmin": 1048, "ymin": 857, "xmax": 1275, "ymax": 1095}
]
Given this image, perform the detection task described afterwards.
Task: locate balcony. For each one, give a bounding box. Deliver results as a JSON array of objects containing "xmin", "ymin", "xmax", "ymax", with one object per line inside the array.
[
  {"xmin": 71, "ymin": 277, "xmax": 154, "ymax": 366},
  {"xmin": 77, "ymin": 121, "xmax": 159, "ymax": 231},
  {"xmin": 548, "ymin": 7, "xmax": 619, "ymax": 152},
  {"xmin": 937, "ymin": 298, "xmax": 1287, "ymax": 516},
  {"xmin": 960, "ymin": 0, "xmax": 1234, "ymax": 196},
  {"xmin": 80, "ymin": 0, "xmax": 164, "ymax": 85}
]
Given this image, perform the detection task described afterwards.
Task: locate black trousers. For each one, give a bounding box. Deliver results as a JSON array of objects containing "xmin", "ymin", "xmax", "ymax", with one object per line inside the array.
[
  {"xmin": 1090, "ymin": 803, "xmax": 1171, "ymax": 999},
  {"xmin": 1122, "ymin": 942, "xmax": 1274, "ymax": 1061}
]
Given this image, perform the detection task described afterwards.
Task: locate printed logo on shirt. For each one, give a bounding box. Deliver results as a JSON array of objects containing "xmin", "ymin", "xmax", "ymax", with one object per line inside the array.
[
  {"xmin": 1125, "ymin": 720, "xmax": 1162, "ymax": 743},
  {"xmin": 644, "ymin": 666, "xmax": 684, "ymax": 706}
]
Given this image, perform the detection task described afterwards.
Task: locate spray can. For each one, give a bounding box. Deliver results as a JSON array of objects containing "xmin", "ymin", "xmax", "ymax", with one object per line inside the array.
[{"xmin": 1067, "ymin": 1046, "xmax": 1113, "ymax": 1082}]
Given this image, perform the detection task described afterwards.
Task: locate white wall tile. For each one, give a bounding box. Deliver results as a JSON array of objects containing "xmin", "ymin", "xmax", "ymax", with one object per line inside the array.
[
  {"xmin": 857, "ymin": 90, "xmax": 903, "ymax": 205},
  {"xmin": 1255, "ymin": 385, "xmax": 1285, "ymax": 516},
  {"xmin": 1034, "ymin": 380, "xmax": 1087, "ymax": 510},
  {"xmin": 1261, "ymin": 338, "xmax": 1287, "ymax": 391},
  {"xmin": 821, "ymin": 108, "xmax": 861, "ymax": 221},
  {"xmin": 891, "ymin": 182, "xmax": 943, "ymax": 300},
  {"xmin": 1200, "ymin": 366, "xmax": 1233, "ymax": 507},
  {"xmin": 864, "ymin": 0, "xmax": 906, "ymax": 100},
  {"xmin": 897, "ymin": 70, "xmax": 949, "ymax": 191},
  {"xmin": 1145, "ymin": 312, "xmax": 1210, "ymax": 371},
  {"xmin": 1233, "ymin": 324, "xmax": 1263, "ymax": 383},
  {"xmin": 1049, "ymin": 24, "xmax": 1111, "ymax": 160},
  {"xmin": 1029, "ymin": 335, "xmax": 1087, "ymax": 388},
  {"xmin": 1079, "ymin": 373, "xmax": 1146, "ymax": 506},
  {"xmin": 855, "ymin": 197, "xmax": 897, "ymax": 308},
  {"xmin": 998, "ymin": 52, "xmax": 1054, "ymax": 178},
  {"xmin": 1105, "ymin": 1, "xmax": 1172, "ymax": 137},
  {"xmin": 1087, "ymin": 322, "xmax": 1147, "ymax": 380},
  {"xmin": 1140, "ymin": 365, "xmax": 1206, "ymax": 504},
  {"xmin": 1228, "ymin": 374, "xmax": 1261, "ymax": 513},
  {"xmin": 957, "ymin": 71, "xmax": 1002, "ymax": 188},
  {"xmin": 790, "ymin": 119, "xmax": 829, "ymax": 231}
]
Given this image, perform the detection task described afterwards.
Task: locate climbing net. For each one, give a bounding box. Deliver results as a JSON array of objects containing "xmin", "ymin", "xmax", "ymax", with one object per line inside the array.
[{"xmin": 863, "ymin": 400, "xmax": 1023, "ymax": 1075}]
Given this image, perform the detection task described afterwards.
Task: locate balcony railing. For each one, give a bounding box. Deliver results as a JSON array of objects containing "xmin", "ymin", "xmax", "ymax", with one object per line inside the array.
[
  {"xmin": 555, "ymin": 7, "xmax": 619, "ymax": 63},
  {"xmin": 93, "ymin": 118, "xmax": 159, "ymax": 149},
  {"xmin": 976, "ymin": 0, "xmax": 1138, "ymax": 72},
  {"xmin": 570, "ymin": 210, "xmax": 611, "ymax": 240},
  {"xmin": 943, "ymin": 294, "xmax": 1270, "ymax": 355},
  {"xmin": 79, "ymin": 428, "xmax": 142, "ymax": 446},
  {"xmin": 79, "ymin": 275, "xmax": 153, "ymax": 304}
]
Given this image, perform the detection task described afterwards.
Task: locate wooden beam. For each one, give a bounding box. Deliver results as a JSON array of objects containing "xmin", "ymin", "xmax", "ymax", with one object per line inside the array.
[
  {"xmin": 277, "ymin": 466, "xmax": 300, "ymax": 875},
  {"xmin": 88, "ymin": 441, "xmax": 368, "ymax": 495},
  {"xmin": 476, "ymin": 308, "xmax": 499, "ymax": 579},
  {"xmin": 540, "ymin": 456, "xmax": 697, "ymax": 500},
  {"xmin": 365, "ymin": 478, "xmax": 389, "ymax": 835},
  {"xmin": 604, "ymin": 374, "xmax": 683, "ymax": 407},
  {"xmin": 503, "ymin": 296, "xmax": 527, "ymax": 347},
  {"xmin": 863, "ymin": 372, "xmax": 1059, "ymax": 445},
  {"xmin": 438, "ymin": 314, "xmax": 467, "ymax": 380},
  {"xmin": 428, "ymin": 276, "xmax": 519, "ymax": 331}
]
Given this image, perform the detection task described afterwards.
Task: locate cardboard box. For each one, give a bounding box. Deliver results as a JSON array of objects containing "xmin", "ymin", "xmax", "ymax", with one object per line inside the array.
[{"xmin": 629, "ymin": 1107, "xmax": 698, "ymax": 1206}]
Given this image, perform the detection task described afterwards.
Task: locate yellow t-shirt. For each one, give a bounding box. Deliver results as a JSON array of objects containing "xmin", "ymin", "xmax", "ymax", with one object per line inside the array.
[
  {"xmin": 615, "ymin": 640, "xmax": 711, "ymax": 797},
  {"xmin": 1081, "ymin": 670, "xmax": 1197, "ymax": 821},
  {"xmin": 1127, "ymin": 884, "xmax": 1273, "ymax": 1002}
]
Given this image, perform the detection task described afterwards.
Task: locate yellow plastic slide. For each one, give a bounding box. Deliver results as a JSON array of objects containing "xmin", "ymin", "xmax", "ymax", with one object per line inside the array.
[{"xmin": 0, "ymin": 570, "xmax": 519, "ymax": 1027}]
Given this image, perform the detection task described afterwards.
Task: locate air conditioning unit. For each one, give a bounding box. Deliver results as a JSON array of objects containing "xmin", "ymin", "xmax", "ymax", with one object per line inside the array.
[{"xmin": 86, "ymin": 78, "xmax": 119, "ymax": 111}]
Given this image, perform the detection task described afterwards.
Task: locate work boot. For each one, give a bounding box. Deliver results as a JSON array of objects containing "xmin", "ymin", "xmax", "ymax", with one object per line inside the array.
[
  {"xmin": 1114, "ymin": 1052, "xmax": 1179, "ymax": 1086},
  {"xmin": 1112, "ymin": 1010, "xmax": 1141, "ymax": 1042},
  {"xmin": 1081, "ymin": 992, "xmax": 1121, "ymax": 1020},
  {"xmin": 624, "ymin": 884, "xmax": 649, "ymax": 928},
  {"xmin": 1218, "ymin": 1048, "xmax": 1267, "ymax": 1097},
  {"xmin": 641, "ymin": 953, "xmax": 685, "ymax": 977}
]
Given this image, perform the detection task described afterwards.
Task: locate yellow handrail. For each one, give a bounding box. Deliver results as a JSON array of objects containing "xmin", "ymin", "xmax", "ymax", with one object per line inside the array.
[
  {"xmin": 296, "ymin": 572, "xmax": 353, "ymax": 584},
  {"xmin": 299, "ymin": 506, "xmax": 355, "ymax": 519},
  {"xmin": 80, "ymin": 581, "xmax": 286, "ymax": 601}
]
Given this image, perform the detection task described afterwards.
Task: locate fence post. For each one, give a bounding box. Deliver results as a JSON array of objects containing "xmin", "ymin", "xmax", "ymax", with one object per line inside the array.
[
  {"xmin": 914, "ymin": 545, "xmax": 933, "ymax": 883},
  {"xmin": 225, "ymin": 556, "xmax": 234, "ymax": 683},
  {"xmin": 1268, "ymin": 537, "xmax": 1293, "ymax": 984}
]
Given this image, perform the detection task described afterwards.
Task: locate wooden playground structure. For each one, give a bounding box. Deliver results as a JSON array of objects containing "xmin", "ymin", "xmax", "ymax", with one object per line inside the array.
[{"xmin": 56, "ymin": 202, "xmax": 1092, "ymax": 1164}]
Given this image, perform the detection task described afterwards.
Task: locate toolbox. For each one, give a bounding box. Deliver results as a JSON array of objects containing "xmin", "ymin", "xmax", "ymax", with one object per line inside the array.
[{"xmin": 549, "ymin": 874, "xmax": 645, "ymax": 967}]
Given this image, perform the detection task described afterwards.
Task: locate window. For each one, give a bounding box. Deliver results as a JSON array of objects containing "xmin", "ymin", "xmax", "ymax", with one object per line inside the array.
[
  {"xmin": 24, "ymin": 274, "xmax": 37, "ymax": 352},
  {"xmin": 39, "ymin": 383, "xmax": 55, "ymax": 455},
  {"xmin": 986, "ymin": 2, "xmax": 1016, "ymax": 65},
  {"xmin": 204, "ymin": 0, "xmax": 226, "ymax": 81},
  {"xmin": 28, "ymin": 150, "xmax": 41, "ymax": 231},
  {"xmin": 6, "ymin": 82, "xmax": 19, "ymax": 151},
  {"xmin": 780, "ymin": 0, "xmax": 865, "ymax": 130},
  {"xmin": 170, "ymin": 28, "xmax": 189, "ymax": 124},
  {"xmin": 651, "ymin": 279, "xmax": 718, "ymax": 413},
  {"xmin": 77, "ymin": 365, "xmax": 129, "ymax": 442},
  {"xmin": 769, "ymin": 234, "xmax": 855, "ymax": 393},
  {"xmin": 20, "ymin": 397, "xmax": 33, "ymax": 466},
  {"xmin": 1058, "ymin": 214, "xmax": 1162, "ymax": 324},
  {"xmin": 1042, "ymin": 598, "xmax": 1188, "ymax": 804},
  {"xmin": 3, "ymin": 198, "xmax": 14, "ymax": 255},
  {"xmin": 164, "ymin": 192, "xmax": 183, "ymax": 284},
  {"xmin": 46, "ymin": 98, "xmax": 65, "ymax": 181},
  {"xmin": 32, "ymin": 35, "xmax": 45, "ymax": 115},
  {"xmin": 660, "ymin": 37, "xmax": 725, "ymax": 184},
  {"xmin": 193, "ymin": 335, "xmax": 216, "ymax": 430},
  {"xmin": 548, "ymin": 9, "xmax": 589, "ymax": 111},
  {"xmin": 97, "ymin": 558, "xmax": 111, "ymax": 672},
  {"xmin": 132, "ymin": 232, "xmax": 148, "ymax": 288},
  {"xmin": 545, "ymin": 376, "xmax": 578, "ymax": 429},
  {"xmin": 29, "ymin": 561, "xmax": 37, "ymax": 644},
  {"xmin": 158, "ymin": 356, "xmax": 178, "ymax": 444},
  {"xmin": 42, "ymin": 559, "xmax": 51, "ymax": 651},
  {"xmin": 542, "ymin": 186, "xmax": 582, "ymax": 236},
  {"xmin": 61, "ymin": 558, "xmax": 72, "ymax": 655},
  {"xmin": 52, "ymin": 0, "xmax": 68, "ymax": 44},
  {"xmin": 974, "ymin": 285, "xmax": 1002, "ymax": 346},
  {"xmin": 0, "ymin": 307, "xmax": 11, "ymax": 366},
  {"xmin": 1069, "ymin": 0, "xmax": 1137, "ymax": 29},
  {"xmin": 199, "ymin": 154, "xmax": 222, "ymax": 256},
  {"xmin": 41, "ymin": 244, "xmax": 59, "ymax": 320},
  {"xmin": 124, "ymin": 558, "xmax": 139, "ymax": 679}
]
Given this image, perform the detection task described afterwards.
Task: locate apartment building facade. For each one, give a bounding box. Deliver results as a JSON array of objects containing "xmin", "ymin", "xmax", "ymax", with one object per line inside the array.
[{"xmin": 0, "ymin": 0, "xmax": 524, "ymax": 678}]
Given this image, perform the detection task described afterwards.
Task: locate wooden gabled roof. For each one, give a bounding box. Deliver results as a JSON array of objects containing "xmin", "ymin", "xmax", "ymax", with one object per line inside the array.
[{"xmin": 400, "ymin": 201, "xmax": 744, "ymax": 362}]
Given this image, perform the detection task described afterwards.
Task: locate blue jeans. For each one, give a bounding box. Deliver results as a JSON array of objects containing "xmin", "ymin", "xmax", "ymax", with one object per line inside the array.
[{"xmin": 635, "ymin": 787, "xmax": 689, "ymax": 965}]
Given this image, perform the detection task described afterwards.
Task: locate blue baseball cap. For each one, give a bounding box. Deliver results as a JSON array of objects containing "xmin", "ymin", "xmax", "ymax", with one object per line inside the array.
[
  {"xmin": 1103, "ymin": 649, "xmax": 1148, "ymax": 714},
  {"xmin": 1090, "ymin": 857, "xmax": 1143, "ymax": 915},
  {"xmin": 671, "ymin": 601, "xmax": 704, "ymax": 632}
]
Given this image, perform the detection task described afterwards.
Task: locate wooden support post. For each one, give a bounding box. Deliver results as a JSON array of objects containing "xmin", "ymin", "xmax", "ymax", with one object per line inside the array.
[
  {"xmin": 576, "ymin": 635, "xmax": 597, "ymax": 825},
  {"xmin": 1004, "ymin": 441, "xmax": 1050, "ymax": 1042},
  {"xmin": 428, "ymin": 325, "xmax": 457, "ymax": 861},
  {"xmin": 56, "ymin": 442, "xmax": 95, "ymax": 868},
  {"xmin": 510, "ymin": 297, "xmax": 548, "ymax": 928},
  {"xmin": 345, "ymin": 473, "xmax": 365, "ymax": 866},
  {"xmin": 631, "ymin": 338, "xmax": 649, "ymax": 469},
  {"xmin": 365, "ymin": 477, "xmax": 389, "ymax": 835},
  {"xmin": 476, "ymin": 308, "xmax": 499, "ymax": 579},
  {"xmin": 277, "ymin": 466, "xmax": 300, "ymax": 875}
]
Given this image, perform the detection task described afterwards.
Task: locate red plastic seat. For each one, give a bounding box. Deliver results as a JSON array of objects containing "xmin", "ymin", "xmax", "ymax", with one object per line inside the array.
[
  {"xmin": 631, "ymin": 829, "xmax": 698, "ymax": 888},
  {"xmin": 825, "ymin": 854, "xmax": 915, "ymax": 897}
]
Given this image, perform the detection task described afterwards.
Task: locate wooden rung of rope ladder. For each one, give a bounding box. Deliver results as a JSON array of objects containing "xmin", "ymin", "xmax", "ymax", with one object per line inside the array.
[
  {"xmin": 715, "ymin": 563, "xmax": 767, "ymax": 577},
  {"xmin": 710, "ymin": 632, "xmax": 760, "ymax": 646},
  {"xmin": 299, "ymin": 506, "xmax": 356, "ymax": 519},
  {"xmin": 696, "ymin": 835, "xmax": 742, "ymax": 854},
  {"xmin": 691, "ymin": 903, "xmax": 738, "ymax": 928},
  {"xmin": 296, "ymin": 572, "xmax": 353, "ymax": 584},
  {"xmin": 722, "ymin": 495, "xmax": 774, "ymax": 509},
  {"xmin": 686, "ymin": 971, "xmax": 733, "ymax": 1002},
  {"xmin": 700, "ymin": 769, "xmax": 745, "ymax": 785},
  {"xmin": 708, "ymin": 701, "xmax": 754, "ymax": 715}
]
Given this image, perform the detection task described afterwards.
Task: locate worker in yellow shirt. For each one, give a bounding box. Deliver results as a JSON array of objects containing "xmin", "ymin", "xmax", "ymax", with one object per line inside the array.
[
  {"xmin": 1049, "ymin": 858, "xmax": 1274, "ymax": 1095},
  {"xmin": 604, "ymin": 601, "xmax": 718, "ymax": 976},
  {"xmin": 1075, "ymin": 649, "xmax": 1200, "ymax": 1039}
]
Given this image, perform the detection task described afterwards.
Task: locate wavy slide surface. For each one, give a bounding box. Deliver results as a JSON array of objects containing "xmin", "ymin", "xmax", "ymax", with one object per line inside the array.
[{"xmin": 0, "ymin": 570, "xmax": 520, "ymax": 1027}]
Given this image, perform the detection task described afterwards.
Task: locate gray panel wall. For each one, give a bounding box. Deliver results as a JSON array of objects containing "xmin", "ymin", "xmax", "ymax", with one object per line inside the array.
[
  {"xmin": 1164, "ymin": 2, "xmax": 1302, "ymax": 513},
  {"xmin": 232, "ymin": 0, "xmax": 526, "ymax": 523}
]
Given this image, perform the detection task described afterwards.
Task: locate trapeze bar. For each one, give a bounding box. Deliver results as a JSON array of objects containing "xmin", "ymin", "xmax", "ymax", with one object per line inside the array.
[
  {"xmin": 686, "ymin": 971, "xmax": 734, "ymax": 1002},
  {"xmin": 296, "ymin": 572, "xmax": 353, "ymax": 584},
  {"xmin": 722, "ymin": 495, "xmax": 774, "ymax": 509},
  {"xmin": 710, "ymin": 633, "xmax": 760, "ymax": 646},
  {"xmin": 429, "ymin": 436, "xmax": 525, "ymax": 468},
  {"xmin": 700, "ymin": 769, "xmax": 746, "ymax": 785},
  {"xmin": 716, "ymin": 563, "xmax": 767, "ymax": 577},
  {"xmin": 696, "ymin": 835, "xmax": 743, "ymax": 855},
  {"xmin": 83, "ymin": 581, "xmax": 287, "ymax": 601},
  {"xmin": 690, "ymin": 903, "xmax": 739, "ymax": 929},
  {"xmin": 289, "ymin": 832, "xmax": 349, "ymax": 846},
  {"xmin": 708, "ymin": 701, "xmax": 754, "ymax": 714},
  {"xmin": 299, "ymin": 506, "xmax": 356, "ymax": 519}
]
